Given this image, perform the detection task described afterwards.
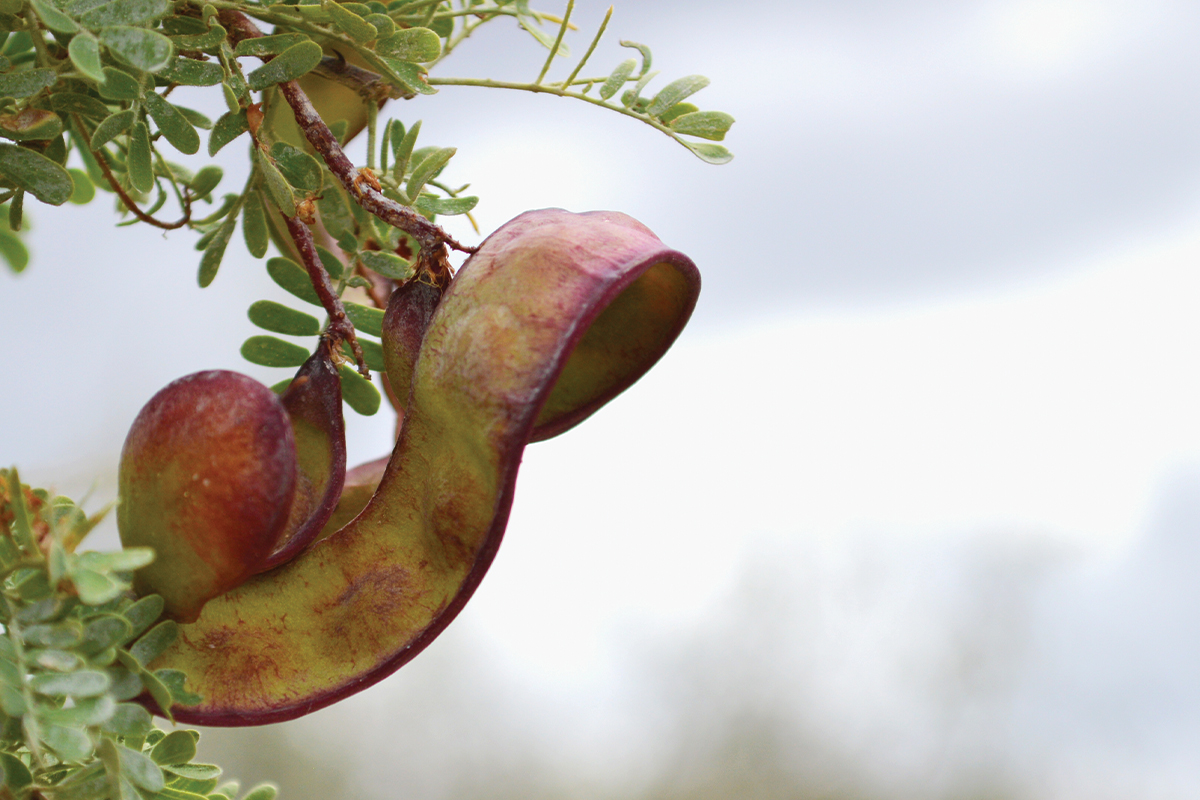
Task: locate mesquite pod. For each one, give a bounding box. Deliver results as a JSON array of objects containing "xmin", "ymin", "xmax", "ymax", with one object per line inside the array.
[{"xmin": 125, "ymin": 209, "xmax": 699, "ymax": 724}]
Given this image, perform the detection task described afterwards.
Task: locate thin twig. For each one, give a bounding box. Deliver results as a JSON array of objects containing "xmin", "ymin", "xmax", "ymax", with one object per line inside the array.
[
  {"xmin": 284, "ymin": 213, "xmax": 369, "ymax": 378},
  {"xmin": 71, "ymin": 114, "xmax": 192, "ymax": 231}
]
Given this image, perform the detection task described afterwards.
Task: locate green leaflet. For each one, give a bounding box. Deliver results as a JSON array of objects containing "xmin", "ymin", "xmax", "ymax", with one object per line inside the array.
[
  {"xmin": 269, "ymin": 141, "xmax": 321, "ymax": 192},
  {"xmin": 126, "ymin": 119, "xmax": 153, "ymax": 192},
  {"xmin": 0, "ymin": 143, "xmax": 73, "ymax": 205},
  {"xmin": 197, "ymin": 210, "xmax": 236, "ymax": 287},
  {"xmin": 30, "ymin": 0, "xmax": 79, "ymax": 33},
  {"xmin": 168, "ymin": 22, "xmax": 227, "ymax": 51},
  {"xmin": 658, "ymin": 101, "xmax": 697, "ymax": 124},
  {"xmin": 338, "ymin": 363, "xmax": 380, "ymax": 416},
  {"xmin": 413, "ymin": 194, "xmax": 477, "ymax": 216},
  {"xmin": 255, "ymin": 147, "xmax": 295, "ymax": 215},
  {"xmin": 143, "ymin": 92, "xmax": 200, "ymax": 154},
  {"xmin": 247, "ymin": 300, "xmax": 320, "ymax": 336},
  {"xmin": 680, "ymin": 139, "xmax": 732, "ymax": 165},
  {"xmin": 375, "ymin": 27, "xmax": 441, "ymax": 62},
  {"xmin": 344, "ymin": 337, "xmax": 384, "ymax": 372},
  {"xmin": 39, "ymin": 91, "xmax": 110, "ymax": 120},
  {"xmin": 0, "ymin": 68, "xmax": 56, "ymax": 99},
  {"xmin": 174, "ymin": 106, "xmax": 213, "ymax": 130},
  {"xmin": 232, "ymin": 33, "xmax": 307, "ymax": 58},
  {"xmin": 149, "ymin": 729, "xmax": 196, "ymax": 766},
  {"xmin": 30, "ymin": 669, "xmax": 111, "ymax": 697},
  {"xmin": 358, "ymin": 249, "xmax": 412, "ymax": 281},
  {"xmin": 645, "ymin": 74, "xmax": 710, "ymax": 117},
  {"xmin": 316, "ymin": 245, "xmax": 343, "ymax": 279},
  {"xmin": 600, "ymin": 57, "xmax": 635, "ymax": 100},
  {"xmin": 245, "ymin": 41, "xmax": 322, "ymax": 92},
  {"xmin": 343, "ymin": 301, "xmax": 383, "ymax": 337},
  {"xmin": 0, "ymin": 109, "xmax": 62, "ymax": 141},
  {"xmin": 241, "ymin": 335, "xmax": 309, "ymax": 368},
  {"xmin": 118, "ymin": 744, "xmax": 165, "ymax": 792},
  {"xmin": 266, "ymin": 256, "xmax": 320, "ymax": 305},
  {"xmin": 405, "ymin": 145, "xmax": 454, "ymax": 200},
  {"xmin": 159, "ymin": 57, "xmax": 224, "ymax": 87},
  {"xmin": 326, "ymin": 1, "xmax": 376, "ymax": 43},
  {"xmin": 69, "ymin": 168, "xmax": 95, "ymax": 203},
  {"xmin": 98, "ymin": 67, "xmax": 141, "ymax": 100},
  {"xmin": 68, "ymin": 33, "xmax": 105, "ymax": 82},
  {"xmin": 376, "ymin": 57, "xmax": 435, "ymax": 95},
  {"xmin": 100, "ymin": 26, "xmax": 174, "ymax": 73},
  {"xmin": 81, "ymin": 0, "xmax": 171, "ymax": 27},
  {"xmin": 241, "ymin": 189, "xmax": 268, "ymax": 258},
  {"xmin": 101, "ymin": 703, "xmax": 152, "ymax": 737},
  {"xmin": 0, "ymin": 226, "xmax": 29, "ymax": 272},
  {"xmin": 188, "ymin": 164, "xmax": 222, "ymax": 199},
  {"xmin": 670, "ymin": 110, "xmax": 734, "ymax": 141},
  {"xmin": 208, "ymin": 109, "xmax": 247, "ymax": 156},
  {"xmin": 90, "ymin": 108, "xmax": 136, "ymax": 148}
]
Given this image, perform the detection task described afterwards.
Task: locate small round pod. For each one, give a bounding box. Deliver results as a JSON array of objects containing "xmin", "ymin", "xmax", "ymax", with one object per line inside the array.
[{"xmin": 118, "ymin": 371, "xmax": 298, "ymax": 622}]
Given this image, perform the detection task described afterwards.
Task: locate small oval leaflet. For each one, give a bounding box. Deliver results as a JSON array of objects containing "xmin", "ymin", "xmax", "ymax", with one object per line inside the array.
[
  {"xmin": 100, "ymin": 26, "xmax": 175, "ymax": 73},
  {"xmin": 29, "ymin": 669, "xmax": 111, "ymax": 697},
  {"xmin": 41, "ymin": 91, "xmax": 111, "ymax": 120},
  {"xmin": 645, "ymin": 74, "xmax": 710, "ymax": 118},
  {"xmin": 600, "ymin": 57, "xmax": 635, "ymax": 100},
  {"xmin": 375, "ymin": 27, "xmax": 442, "ymax": 62},
  {"xmin": 119, "ymin": 744, "xmax": 166, "ymax": 792},
  {"xmin": 343, "ymin": 301, "xmax": 384, "ymax": 337},
  {"xmin": 0, "ymin": 68, "xmax": 57, "ymax": 100},
  {"xmin": 0, "ymin": 144, "xmax": 74, "ymax": 205},
  {"xmin": 150, "ymin": 729, "xmax": 197, "ymax": 766},
  {"xmin": 233, "ymin": 33, "xmax": 307, "ymax": 57},
  {"xmin": 103, "ymin": 702, "xmax": 153, "ymax": 738},
  {"xmin": 90, "ymin": 108, "xmax": 136, "ymax": 149},
  {"xmin": 269, "ymin": 141, "xmax": 321, "ymax": 191},
  {"xmin": 159, "ymin": 57, "xmax": 224, "ymax": 87},
  {"xmin": 208, "ymin": 109, "xmax": 248, "ymax": 156},
  {"xmin": 359, "ymin": 250, "xmax": 413, "ymax": 281},
  {"xmin": 0, "ymin": 109, "xmax": 62, "ymax": 142},
  {"xmin": 255, "ymin": 148, "xmax": 296, "ymax": 215},
  {"xmin": 326, "ymin": 0, "xmax": 376, "ymax": 43},
  {"xmin": 98, "ymin": 66, "xmax": 141, "ymax": 100},
  {"xmin": 670, "ymin": 110, "xmax": 734, "ymax": 142},
  {"xmin": 144, "ymin": 92, "xmax": 200, "ymax": 154},
  {"xmin": 266, "ymin": 256, "xmax": 321, "ymax": 305},
  {"xmin": 245, "ymin": 40, "xmax": 322, "ymax": 92},
  {"xmin": 241, "ymin": 190, "xmax": 269, "ymax": 258},
  {"xmin": 338, "ymin": 363, "xmax": 381, "ymax": 416},
  {"xmin": 405, "ymin": 146, "xmax": 455, "ymax": 201},
  {"xmin": 128, "ymin": 619, "xmax": 178, "ymax": 666},
  {"xmin": 197, "ymin": 212, "xmax": 236, "ymax": 287},
  {"xmin": 189, "ymin": 164, "xmax": 223, "ymax": 199},
  {"xmin": 127, "ymin": 120, "xmax": 154, "ymax": 193},
  {"xmin": 81, "ymin": 0, "xmax": 171, "ymax": 28},
  {"xmin": 68, "ymin": 33, "xmax": 105, "ymax": 81},
  {"xmin": 247, "ymin": 300, "xmax": 321, "ymax": 337},
  {"xmin": 30, "ymin": 0, "xmax": 79, "ymax": 33},
  {"xmin": 241, "ymin": 335, "xmax": 311, "ymax": 368}
]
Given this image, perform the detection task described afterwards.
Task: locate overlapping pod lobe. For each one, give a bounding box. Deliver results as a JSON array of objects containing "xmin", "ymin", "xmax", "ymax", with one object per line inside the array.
[
  {"xmin": 151, "ymin": 209, "xmax": 700, "ymax": 725},
  {"xmin": 118, "ymin": 348, "xmax": 345, "ymax": 622}
]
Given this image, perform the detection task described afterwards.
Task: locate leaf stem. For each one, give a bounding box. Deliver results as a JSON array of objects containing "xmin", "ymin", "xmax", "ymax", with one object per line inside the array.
[
  {"xmin": 562, "ymin": 5, "xmax": 611, "ymax": 89},
  {"xmin": 535, "ymin": 0, "xmax": 573, "ymax": 86}
]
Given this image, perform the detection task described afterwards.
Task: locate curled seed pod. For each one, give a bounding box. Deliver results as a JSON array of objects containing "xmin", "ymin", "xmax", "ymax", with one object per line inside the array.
[
  {"xmin": 150, "ymin": 208, "xmax": 700, "ymax": 726},
  {"xmin": 380, "ymin": 278, "xmax": 444, "ymax": 413}
]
